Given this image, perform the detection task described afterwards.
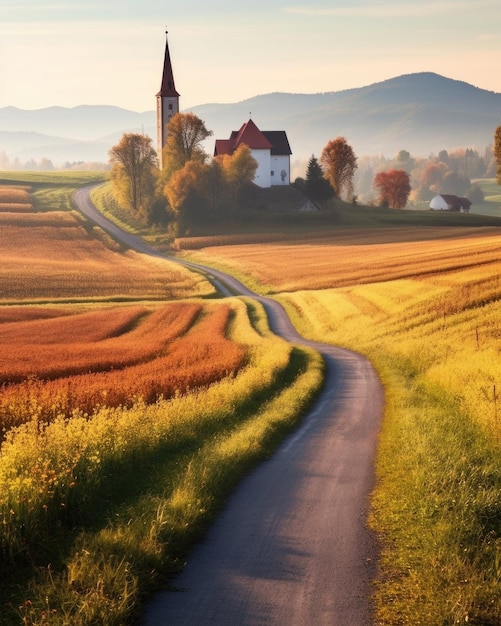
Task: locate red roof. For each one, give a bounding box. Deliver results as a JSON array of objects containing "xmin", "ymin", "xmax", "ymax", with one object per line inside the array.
[
  {"xmin": 214, "ymin": 119, "xmax": 277, "ymax": 155},
  {"xmin": 157, "ymin": 32, "xmax": 180, "ymax": 98}
]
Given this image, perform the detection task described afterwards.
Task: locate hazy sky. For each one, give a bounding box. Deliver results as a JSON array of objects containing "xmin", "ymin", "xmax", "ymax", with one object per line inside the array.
[{"xmin": 2, "ymin": 0, "xmax": 500, "ymax": 111}]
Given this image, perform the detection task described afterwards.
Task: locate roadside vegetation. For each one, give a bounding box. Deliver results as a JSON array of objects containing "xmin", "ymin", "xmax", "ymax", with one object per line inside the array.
[
  {"xmin": 188, "ymin": 223, "xmax": 501, "ymax": 625},
  {"xmin": 0, "ymin": 176, "xmax": 324, "ymax": 625},
  {"xmin": 3, "ymin": 169, "xmax": 501, "ymax": 624}
]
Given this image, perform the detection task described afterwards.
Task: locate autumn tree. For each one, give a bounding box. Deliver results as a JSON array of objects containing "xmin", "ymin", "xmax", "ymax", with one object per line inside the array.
[
  {"xmin": 320, "ymin": 137, "xmax": 357, "ymax": 200},
  {"xmin": 161, "ymin": 112, "xmax": 212, "ymax": 180},
  {"xmin": 109, "ymin": 133, "xmax": 158, "ymax": 214},
  {"xmin": 495, "ymin": 125, "xmax": 501, "ymax": 185},
  {"xmin": 218, "ymin": 144, "xmax": 258, "ymax": 203},
  {"xmin": 373, "ymin": 169, "xmax": 411, "ymax": 209}
]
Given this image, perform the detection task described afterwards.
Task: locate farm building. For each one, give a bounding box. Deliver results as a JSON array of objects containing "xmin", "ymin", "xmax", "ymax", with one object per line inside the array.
[
  {"xmin": 430, "ymin": 194, "xmax": 471, "ymax": 212},
  {"xmin": 214, "ymin": 119, "xmax": 292, "ymax": 188}
]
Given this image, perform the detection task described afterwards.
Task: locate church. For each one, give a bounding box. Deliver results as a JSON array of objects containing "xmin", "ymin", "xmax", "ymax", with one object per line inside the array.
[{"xmin": 156, "ymin": 32, "xmax": 292, "ymax": 188}]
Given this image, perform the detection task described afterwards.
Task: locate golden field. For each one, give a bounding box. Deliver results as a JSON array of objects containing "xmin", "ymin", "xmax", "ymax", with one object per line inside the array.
[
  {"xmin": 0, "ymin": 184, "xmax": 213, "ymax": 302},
  {"xmin": 180, "ymin": 226, "xmax": 501, "ymax": 291},
  {"xmin": 183, "ymin": 222, "xmax": 501, "ymax": 625}
]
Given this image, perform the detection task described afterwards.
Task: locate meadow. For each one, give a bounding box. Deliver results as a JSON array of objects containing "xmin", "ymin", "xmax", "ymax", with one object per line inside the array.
[
  {"xmin": 0, "ymin": 177, "xmax": 212, "ymax": 303},
  {"xmin": 184, "ymin": 216, "xmax": 501, "ymax": 625},
  {"xmin": 0, "ymin": 174, "xmax": 323, "ymax": 625}
]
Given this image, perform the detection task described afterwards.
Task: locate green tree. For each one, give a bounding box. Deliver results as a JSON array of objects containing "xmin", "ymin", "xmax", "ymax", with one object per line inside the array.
[
  {"xmin": 305, "ymin": 155, "xmax": 334, "ymax": 202},
  {"xmin": 109, "ymin": 133, "xmax": 158, "ymax": 214},
  {"xmin": 320, "ymin": 137, "xmax": 357, "ymax": 200},
  {"xmin": 495, "ymin": 125, "xmax": 501, "ymax": 185}
]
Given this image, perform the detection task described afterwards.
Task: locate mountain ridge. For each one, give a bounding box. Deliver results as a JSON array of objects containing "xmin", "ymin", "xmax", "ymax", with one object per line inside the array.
[{"xmin": 1, "ymin": 72, "xmax": 500, "ymax": 166}]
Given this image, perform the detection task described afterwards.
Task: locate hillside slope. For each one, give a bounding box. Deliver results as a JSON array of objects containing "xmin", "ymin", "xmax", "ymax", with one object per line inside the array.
[{"xmin": 1, "ymin": 72, "xmax": 500, "ymax": 165}]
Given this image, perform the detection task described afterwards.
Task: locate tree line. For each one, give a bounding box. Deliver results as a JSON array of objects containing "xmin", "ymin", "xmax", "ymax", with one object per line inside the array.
[
  {"xmin": 109, "ymin": 117, "xmax": 501, "ymax": 231},
  {"xmin": 109, "ymin": 113, "xmax": 258, "ymax": 235}
]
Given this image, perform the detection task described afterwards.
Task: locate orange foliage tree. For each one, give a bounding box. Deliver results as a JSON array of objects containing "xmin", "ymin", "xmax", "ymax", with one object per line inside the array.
[
  {"xmin": 373, "ymin": 169, "xmax": 411, "ymax": 209},
  {"xmin": 320, "ymin": 137, "xmax": 357, "ymax": 200}
]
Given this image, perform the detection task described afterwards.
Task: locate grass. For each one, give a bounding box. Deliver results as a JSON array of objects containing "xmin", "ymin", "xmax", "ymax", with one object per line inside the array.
[
  {"xmin": 0, "ymin": 298, "xmax": 323, "ymax": 625},
  {"xmin": 3, "ymin": 170, "xmax": 501, "ymax": 624},
  {"xmin": 176, "ymin": 202, "xmax": 501, "ymax": 624},
  {"xmin": 0, "ymin": 174, "xmax": 325, "ymax": 624},
  {"xmin": 272, "ymin": 268, "xmax": 501, "ymax": 624}
]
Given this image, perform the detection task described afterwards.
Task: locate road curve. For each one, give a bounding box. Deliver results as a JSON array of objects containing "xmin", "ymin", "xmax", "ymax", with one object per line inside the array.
[{"xmin": 74, "ymin": 186, "xmax": 383, "ymax": 625}]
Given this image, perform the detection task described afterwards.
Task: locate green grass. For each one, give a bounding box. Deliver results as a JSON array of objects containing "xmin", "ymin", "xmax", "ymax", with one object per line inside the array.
[
  {"xmin": 369, "ymin": 354, "xmax": 501, "ymax": 626},
  {"xmin": 0, "ymin": 170, "xmax": 109, "ymax": 214}
]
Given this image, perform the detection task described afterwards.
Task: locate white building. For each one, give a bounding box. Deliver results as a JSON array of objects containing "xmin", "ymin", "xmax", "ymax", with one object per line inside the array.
[
  {"xmin": 214, "ymin": 119, "xmax": 292, "ymax": 188},
  {"xmin": 430, "ymin": 194, "xmax": 471, "ymax": 212}
]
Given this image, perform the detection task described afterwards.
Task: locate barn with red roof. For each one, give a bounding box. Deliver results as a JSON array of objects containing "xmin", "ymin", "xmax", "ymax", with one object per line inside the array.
[{"xmin": 214, "ymin": 118, "xmax": 292, "ymax": 188}]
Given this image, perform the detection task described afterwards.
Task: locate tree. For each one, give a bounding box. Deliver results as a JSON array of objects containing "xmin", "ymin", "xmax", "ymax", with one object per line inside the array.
[
  {"xmin": 373, "ymin": 169, "xmax": 411, "ymax": 209},
  {"xmin": 161, "ymin": 113, "xmax": 212, "ymax": 179},
  {"xmin": 320, "ymin": 137, "xmax": 357, "ymax": 200},
  {"xmin": 218, "ymin": 143, "xmax": 258, "ymax": 199},
  {"xmin": 495, "ymin": 125, "xmax": 501, "ymax": 185},
  {"xmin": 305, "ymin": 155, "xmax": 334, "ymax": 202},
  {"xmin": 164, "ymin": 160, "xmax": 204, "ymax": 215},
  {"xmin": 109, "ymin": 133, "xmax": 158, "ymax": 213},
  {"xmin": 393, "ymin": 150, "xmax": 415, "ymax": 173}
]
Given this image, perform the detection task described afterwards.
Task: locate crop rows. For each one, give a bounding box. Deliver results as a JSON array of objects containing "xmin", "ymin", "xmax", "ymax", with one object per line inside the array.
[
  {"xmin": 0, "ymin": 206, "xmax": 214, "ymax": 301},
  {"xmin": 0, "ymin": 186, "xmax": 32, "ymax": 212},
  {"xmin": 0, "ymin": 302, "xmax": 245, "ymax": 434},
  {"xmin": 183, "ymin": 227, "xmax": 501, "ymax": 292}
]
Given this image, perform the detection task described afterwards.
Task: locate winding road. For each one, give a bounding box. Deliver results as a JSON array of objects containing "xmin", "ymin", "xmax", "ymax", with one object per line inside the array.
[{"xmin": 74, "ymin": 186, "xmax": 384, "ymax": 625}]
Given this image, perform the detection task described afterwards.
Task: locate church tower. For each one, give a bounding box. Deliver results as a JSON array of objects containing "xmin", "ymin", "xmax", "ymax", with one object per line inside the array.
[{"xmin": 156, "ymin": 31, "xmax": 180, "ymax": 167}]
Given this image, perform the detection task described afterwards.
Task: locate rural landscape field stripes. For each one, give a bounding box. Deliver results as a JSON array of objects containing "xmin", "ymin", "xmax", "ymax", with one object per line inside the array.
[{"xmin": 1, "ymin": 171, "xmax": 501, "ymax": 625}]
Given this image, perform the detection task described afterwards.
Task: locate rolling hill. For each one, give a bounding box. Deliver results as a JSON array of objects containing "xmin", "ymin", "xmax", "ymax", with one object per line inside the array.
[{"xmin": 1, "ymin": 72, "xmax": 500, "ymax": 167}]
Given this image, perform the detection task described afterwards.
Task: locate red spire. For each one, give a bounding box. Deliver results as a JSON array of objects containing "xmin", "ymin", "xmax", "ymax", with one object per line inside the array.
[{"xmin": 157, "ymin": 31, "xmax": 180, "ymax": 98}]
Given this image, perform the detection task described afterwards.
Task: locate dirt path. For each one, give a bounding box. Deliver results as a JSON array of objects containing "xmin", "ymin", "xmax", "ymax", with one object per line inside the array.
[{"xmin": 74, "ymin": 186, "xmax": 383, "ymax": 625}]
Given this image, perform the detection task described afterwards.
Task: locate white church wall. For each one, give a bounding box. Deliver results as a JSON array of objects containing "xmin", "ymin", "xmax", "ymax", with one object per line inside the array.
[
  {"xmin": 270, "ymin": 155, "xmax": 290, "ymax": 186},
  {"xmin": 251, "ymin": 149, "xmax": 272, "ymax": 188}
]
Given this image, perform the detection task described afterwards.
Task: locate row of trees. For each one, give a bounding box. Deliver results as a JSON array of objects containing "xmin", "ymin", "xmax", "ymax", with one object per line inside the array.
[
  {"xmin": 297, "ymin": 137, "xmax": 412, "ymax": 209},
  {"xmin": 109, "ymin": 113, "xmax": 258, "ymax": 233},
  {"xmin": 299, "ymin": 132, "xmax": 501, "ymax": 210},
  {"xmin": 109, "ymin": 118, "xmax": 501, "ymax": 226}
]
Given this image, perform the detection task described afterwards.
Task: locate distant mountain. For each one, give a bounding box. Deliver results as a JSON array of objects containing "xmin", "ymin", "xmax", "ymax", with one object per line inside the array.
[{"xmin": 1, "ymin": 73, "xmax": 500, "ymax": 167}]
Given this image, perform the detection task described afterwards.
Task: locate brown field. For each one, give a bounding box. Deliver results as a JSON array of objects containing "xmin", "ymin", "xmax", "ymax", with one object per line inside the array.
[
  {"xmin": 0, "ymin": 302, "xmax": 246, "ymax": 433},
  {"xmin": 0, "ymin": 211, "xmax": 214, "ymax": 301},
  {"xmin": 0, "ymin": 185, "xmax": 33, "ymax": 212},
  {"xmin": 181, "ymin": 226, "xmax": 501, "ymax": 292}
]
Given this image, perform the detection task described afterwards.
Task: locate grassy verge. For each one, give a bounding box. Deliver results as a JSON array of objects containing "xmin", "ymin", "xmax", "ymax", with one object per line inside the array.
[
  {"xmin": 370, "ymin": 354, "xmax": 501, "ymax": 625},
  {"xmin": 277, "ymin": 278, "xmax": 501, "ymax": 625},
  {"xmin": 0, "ymin": 298, "xmax": 324, "ymax": 625},
  {"xmin": 90, "ymin": 182, "xmax": 174, "ymax": 250}
]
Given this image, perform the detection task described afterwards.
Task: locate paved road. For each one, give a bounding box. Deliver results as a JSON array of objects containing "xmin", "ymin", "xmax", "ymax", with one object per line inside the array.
[{"xmin": 74, "ymin": 186, "xmax": 383, "ymax": 625}]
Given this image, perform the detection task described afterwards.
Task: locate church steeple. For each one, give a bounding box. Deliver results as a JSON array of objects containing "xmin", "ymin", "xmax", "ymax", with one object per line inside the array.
[{"xmin": 156, "ymin": 31, "xmax": 180, "ymax": 165}]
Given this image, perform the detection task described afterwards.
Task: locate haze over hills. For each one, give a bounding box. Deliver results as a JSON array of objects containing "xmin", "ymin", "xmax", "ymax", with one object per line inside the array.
[{"xmin": 1, "ymin": 72, "xmax": 500, "ymax": 168}]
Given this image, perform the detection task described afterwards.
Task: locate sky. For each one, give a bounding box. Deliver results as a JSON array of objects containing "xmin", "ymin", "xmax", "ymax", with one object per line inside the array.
[{"xmin": 2, "ymin": 0, "xmax": 500, "ymax": 112}]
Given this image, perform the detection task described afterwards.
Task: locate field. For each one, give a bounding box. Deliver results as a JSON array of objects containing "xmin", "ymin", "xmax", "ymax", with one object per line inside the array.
[
  {"xmin": 0, "ymin": 178, "xmax": 212, "ymax": 303},
  {"xmin": 3, "ymin": 172, "xmax": 501, "ymax": 624},
  {"xmin": 0, "ymin": 302, "xmax": 246, "ymax": 433},
  {"xmin": 180, "ymin": 225, "xmax": 501, "ymax": 292},
  {"xmin": 0, "ymin": 174, "xmax": 323, "ymax": 625},
  {"xmin": 184, "ymin": 218, "xmax": 501, "ymax": 625}
]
